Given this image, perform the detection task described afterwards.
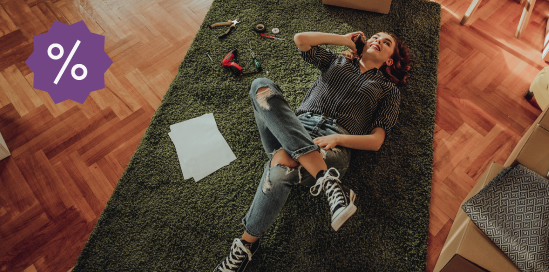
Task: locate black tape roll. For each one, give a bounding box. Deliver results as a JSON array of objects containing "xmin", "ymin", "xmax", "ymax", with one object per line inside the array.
[{"xmin": 254, "ymin": 23, "xmax": 266, "ymax": 33}]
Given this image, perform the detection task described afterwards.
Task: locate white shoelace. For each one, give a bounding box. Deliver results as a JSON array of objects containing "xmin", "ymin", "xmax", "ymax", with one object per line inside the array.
[
  {"xmin": 310, "ymin": 168, "xmax": 341, "ymax": 196},
  {"xmin": 219, "ymin": 239, "xmax": 252, "ymax": 272},
  {"xmin": 325, "ymin": 181, "xmax": 345, "ymax": 214},
  {"xmin": 310, "ymin": 168, "xmax": 346, "ymax": 214}
]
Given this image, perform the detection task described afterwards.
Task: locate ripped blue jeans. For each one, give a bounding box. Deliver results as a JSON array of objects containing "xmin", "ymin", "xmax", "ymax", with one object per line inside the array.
[{"xmin": 242, "ymin": 78, "xmax": 351, "ymax": 238}]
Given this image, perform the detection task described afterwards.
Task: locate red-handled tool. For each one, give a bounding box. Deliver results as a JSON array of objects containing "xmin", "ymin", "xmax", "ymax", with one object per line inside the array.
[
  {"xmin": 222, "ymin": 50, "xmax": 243, "ymax": 76},
  {"xmin": 260, "ymin": 34, "xmax": 285, "ymax": 41}
]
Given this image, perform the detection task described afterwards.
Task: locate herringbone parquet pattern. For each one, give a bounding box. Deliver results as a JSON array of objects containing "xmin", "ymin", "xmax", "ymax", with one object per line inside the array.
[{"xmin": 0, "ymin": 0, "xmax": 546, "ymax": 271}]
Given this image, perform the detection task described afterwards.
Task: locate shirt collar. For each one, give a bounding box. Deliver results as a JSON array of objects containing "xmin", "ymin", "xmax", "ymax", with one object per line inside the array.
[{"xmin": 352, "ymin": 58, "xmax": 382, "ymax": 75}]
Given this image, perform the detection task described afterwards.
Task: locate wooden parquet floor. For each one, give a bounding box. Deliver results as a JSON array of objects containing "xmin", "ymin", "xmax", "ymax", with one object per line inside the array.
[{"xmin": 0, "ymin": 0, "xmax": 546, "ymax": 271}]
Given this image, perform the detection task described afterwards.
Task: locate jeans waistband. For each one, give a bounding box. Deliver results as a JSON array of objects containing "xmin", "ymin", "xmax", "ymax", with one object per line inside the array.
[{"xmin": 298, "ymin": 112, "xmax": 350, "ymax": 135}]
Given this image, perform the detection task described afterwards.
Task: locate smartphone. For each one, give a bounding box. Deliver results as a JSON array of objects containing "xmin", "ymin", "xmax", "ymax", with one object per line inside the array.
[{"xmin": 353, "ymin": 34, "xmax": 366, "ymax": 57}]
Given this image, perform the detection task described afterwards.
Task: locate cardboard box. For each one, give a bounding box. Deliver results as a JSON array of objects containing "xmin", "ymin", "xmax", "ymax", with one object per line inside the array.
[
  {"xmin": 322, "ymin": 0, "xmax": 392, "ymax": 14},
  {"xmin": 0, "ymin": 132, "xmax": 10, "ymax": 161},
  {"xmin": 433, "ymin": 162, "xmax": 521, "ymax": 272},
  {"xmin": 533, "ymin": 105, "xmax": 549, "ymax": 130},
  {"xmin": 436, "ymin": 107, "xmax": 549, "ymax": 272},
  {"xmin": 440, "ymin": 254, "xmax": 488, "ymax": 272},
  {"xmin": 504, "ymin": 107, "xmax": 549, "ymax": 178}
]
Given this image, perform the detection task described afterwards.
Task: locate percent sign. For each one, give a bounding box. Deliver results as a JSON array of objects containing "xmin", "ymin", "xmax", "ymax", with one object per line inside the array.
[{"xmin": 48, "ymin": 40, "xmax": 87, "ymax": 85}]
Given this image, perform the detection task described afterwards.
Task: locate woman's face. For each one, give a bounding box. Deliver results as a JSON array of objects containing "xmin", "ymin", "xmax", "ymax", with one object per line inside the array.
[{"xmin": 364, "ymin": 33, "xmax": 396, "ymax": 65}]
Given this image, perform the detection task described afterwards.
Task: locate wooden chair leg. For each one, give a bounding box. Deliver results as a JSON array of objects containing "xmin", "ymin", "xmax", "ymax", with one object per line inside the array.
[
  {"xmin": 516, "ymin": 0, "xmax": 536, "ymax": 38},
  {"xmin": 461, "ymin": 0, "xmax": 483, "ymax": 25}
]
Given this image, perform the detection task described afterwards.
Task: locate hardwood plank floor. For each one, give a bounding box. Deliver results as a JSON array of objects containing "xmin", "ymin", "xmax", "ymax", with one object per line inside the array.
[{"xmin": 0, "ymin": 0, "xmax": 546, "ymax": 271}]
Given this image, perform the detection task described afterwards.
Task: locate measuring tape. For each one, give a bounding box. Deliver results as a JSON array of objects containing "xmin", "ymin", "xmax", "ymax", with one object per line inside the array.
[{"xmin": 254, "ymin": 23, "xmax": 266, "ymax": 33}]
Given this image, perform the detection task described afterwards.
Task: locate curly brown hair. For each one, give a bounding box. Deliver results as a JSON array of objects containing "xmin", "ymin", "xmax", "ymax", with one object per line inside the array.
[{"xmin": 342, "ymin": 33, "xmax": 412, "ymax": 86}]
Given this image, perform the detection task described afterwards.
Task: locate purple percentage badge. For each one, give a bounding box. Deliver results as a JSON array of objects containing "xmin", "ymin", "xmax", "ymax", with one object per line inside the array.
[{"xmin": 26, "ymin": 21, "xmax": 112, "ymax": 104}]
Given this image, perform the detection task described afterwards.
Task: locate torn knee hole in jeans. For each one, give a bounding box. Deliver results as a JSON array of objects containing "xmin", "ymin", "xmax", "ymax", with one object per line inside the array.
[
  {"xmin": 320, "ymin": 149, "xmax": 327, "ymax": 159},
  {"xmin": 262, "ymin": 170, "xmax": 271, "ymax": 193},
  {"xmin": 273, "ymin": 164, "xmax": 298, "ymax": 175},
  {"xmin": 319, "ymin": 147, "xmax": 341, "ymax": 159},
  {"xmin": 269, "ymin": 147, "xmax": 284, "ymax": 158},
  {"xmin": 262, "ymin": 165, "xmax": 304, "ymax": 193},
  {"xmin": 256, "ymin": 87, "xmax": 275, "ymax": 110}
]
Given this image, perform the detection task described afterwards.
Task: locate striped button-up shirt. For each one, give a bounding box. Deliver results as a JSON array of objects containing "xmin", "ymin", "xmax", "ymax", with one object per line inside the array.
[{"xmin": 297, "ymin": 46, "xmax": 400, "ymax": 135}]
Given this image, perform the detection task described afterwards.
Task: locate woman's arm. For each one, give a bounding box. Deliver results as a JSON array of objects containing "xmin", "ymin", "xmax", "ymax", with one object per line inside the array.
[
  {"xmin": 294, "ymin": 32, "xmax": 363, "ymax": 52},
  {"xmin": 313, "ymin": 127, "xmax": 386, "ymax": 151}
]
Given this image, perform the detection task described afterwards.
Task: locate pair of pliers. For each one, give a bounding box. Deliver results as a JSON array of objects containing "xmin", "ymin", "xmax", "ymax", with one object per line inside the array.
[{"xmin": 210, "ymin": 18, "xmax": 240, "ymax": 39}]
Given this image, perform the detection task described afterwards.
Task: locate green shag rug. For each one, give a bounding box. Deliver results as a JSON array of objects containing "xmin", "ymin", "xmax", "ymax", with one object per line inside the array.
[{"xmin": 73, "ymin": 0, "xmax": 440, "ymax": 271}]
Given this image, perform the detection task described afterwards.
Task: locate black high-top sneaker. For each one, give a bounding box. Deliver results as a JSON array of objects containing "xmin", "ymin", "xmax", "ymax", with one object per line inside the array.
[
  {"xmin": 310, "ymin": 168, "xmax": 357, "ymax": 231},
  {"xmin": 213, "ymin": 238, "xmax": 260, "ymax": 272}
]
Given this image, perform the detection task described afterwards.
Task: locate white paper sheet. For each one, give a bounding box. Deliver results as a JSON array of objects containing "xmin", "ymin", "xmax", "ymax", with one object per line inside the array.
[{"xmin": 169, "ymin": 113, "xmax": 236, "ymax": 181}]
